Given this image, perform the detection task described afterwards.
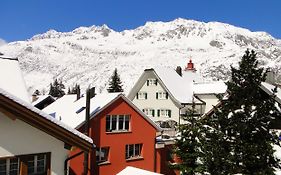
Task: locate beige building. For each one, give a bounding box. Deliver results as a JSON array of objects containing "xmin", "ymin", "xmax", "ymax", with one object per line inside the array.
[{"xmin": 128, "ymin": 60, "xmax": 227, "ymax": 130}]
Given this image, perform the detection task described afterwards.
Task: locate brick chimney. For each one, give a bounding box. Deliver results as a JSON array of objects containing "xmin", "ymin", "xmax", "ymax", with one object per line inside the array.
[{"xmin": 184, "ymin": 59, "xmax": 196, "ymax": 72}]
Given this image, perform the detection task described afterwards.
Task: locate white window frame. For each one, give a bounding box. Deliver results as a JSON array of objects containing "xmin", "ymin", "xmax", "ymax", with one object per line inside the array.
[
  {"xmin": 125, "ymin": 144, "xmax": 143, "ymax": 159},
  {"xmin": 106, "ymin": 115, "xmax": 130, "ymax": 132},
  {"xmin": 137, "ymin": 92, "xmax": 147, "ymax": 100},
  {"xmin": 143, "ymin": 108, "xmax": 154, "ymax": 117}
]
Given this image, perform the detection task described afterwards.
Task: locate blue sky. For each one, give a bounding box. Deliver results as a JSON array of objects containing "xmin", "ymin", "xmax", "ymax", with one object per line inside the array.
[{"xmin": 1, "ymin": 0, "xmax": 281, "ymax": 42}]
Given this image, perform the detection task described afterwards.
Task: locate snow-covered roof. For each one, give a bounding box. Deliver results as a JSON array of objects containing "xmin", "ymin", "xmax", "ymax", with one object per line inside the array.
[
  {"xmin": 117, "ymin": 166, "xmax": 163, "ymax": 175},
  {"xmin": 44, "ymin": 93, "xmax": 121, "ymax": 128},
  {"xmin": 194, "ymin": 81, "xmax": 227, "ymax": 95},
  {"xmin": 261, "ymin": 82, "xmax": 281, "ymax": 105},
  {"xmin": 154, "ymin": 67, "xmax": 194, "ymax": 104},
  {"xmin": 32, "ymin": 95, "xmax": 55, "ymax": 106},
  {"xmin": 0, "ymin": 56, "xmax": 30, "ymax": 102},
  {"xmin": 152, "ymin": 68, "xmax": 226, "ymax": 103},
  {"xmin": 0, "ymin": 88, "xmax": 93, "ymax": 144}
]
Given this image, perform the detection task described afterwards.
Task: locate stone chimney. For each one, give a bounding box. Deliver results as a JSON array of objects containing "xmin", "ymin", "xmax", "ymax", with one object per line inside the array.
[
  {"xmin": 184, "ymin": 59, "xmax": 196, "ymax": 72},
  {"xmin": 176, "ymin": 66, "xmax": 182, "ymax": 76}
]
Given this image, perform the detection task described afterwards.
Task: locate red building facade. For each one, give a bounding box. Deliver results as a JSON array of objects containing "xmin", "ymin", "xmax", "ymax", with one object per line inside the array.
[{"xmin": 69, "ymin": 95, "xmax": 162, "ymax": 175}]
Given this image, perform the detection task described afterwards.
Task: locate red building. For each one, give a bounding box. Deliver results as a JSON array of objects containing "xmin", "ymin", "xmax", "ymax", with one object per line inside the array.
[{"xmin": 69, "ymin": 94, "xmax": 163, "ymax": 175}]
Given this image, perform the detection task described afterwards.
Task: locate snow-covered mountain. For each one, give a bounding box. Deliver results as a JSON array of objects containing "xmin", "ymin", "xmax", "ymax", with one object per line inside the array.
[{"xmin": 1, "ymin": 18, "xmax": 281, "ymax": 94}]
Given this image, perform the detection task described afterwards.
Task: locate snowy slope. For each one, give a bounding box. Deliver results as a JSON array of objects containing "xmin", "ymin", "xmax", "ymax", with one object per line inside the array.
[{"xmin": 1, "ymin": 18, "xmax": 281, "ymax": 94}]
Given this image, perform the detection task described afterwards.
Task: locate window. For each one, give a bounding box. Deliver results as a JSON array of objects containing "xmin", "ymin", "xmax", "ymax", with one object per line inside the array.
[
  {"xmin": 156, "ymin": 91, "xmax": 168, "ymax": 99},
  {"xmin": 146, "ymin": 79, "xmax": 157, "ymax": 86},
  {"xmin": 0, "ymin": 153, "xmax": 49, "ymax": 175},
  {"xmin": 27, "ymin": 154, "xmax": 47, "ymax": 174},
  {"xmin": 0, "ymin": 158, "xmax": 19, "ymax": 175},
  {"xmin": 157, "ymin": 109, "xmax": 171, "ymax": 117},
  {"xmin": 96, "ymin": 147, "xmax": 109, "ymax": 163},
  {"xmin": 125, "ymin": 144, "xmax": 143, "ymax": 159},
  {"xmin": 136, "ymin": 92, "xmax": 147, "ymax": 100},
  {"xmin": 142, "ymin": 108, "xmax": 155, "ymax": 117},
  {"xmin": 106, "ymin": 115, "xmax": 130, "ymax": 132}
]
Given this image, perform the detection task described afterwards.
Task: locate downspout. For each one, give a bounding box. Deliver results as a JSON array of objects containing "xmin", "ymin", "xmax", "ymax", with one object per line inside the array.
[{"xmin": 64, "ymin": 151, "xmax": 84, "ymax": 175}]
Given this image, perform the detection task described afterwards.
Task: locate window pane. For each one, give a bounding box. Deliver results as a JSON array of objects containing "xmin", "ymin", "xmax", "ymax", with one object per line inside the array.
[
  {"xmin": 119, "ymin": 115, "xmax": 124, "ymax": 130},
  {"xmin": 106, "ymin": 116, "xmax": 111, "ymax": 132},
  {"xmin": 129, "ymin": 145, "xmax": 134, "ymax": 158},
  {"xmin": 0, "ymin": 159, "xmax": 6, "ymax": 174},
  {"xmin": 111, "ymin": 116, "xmax": 117, "ymax": 131},
  {"xmin": 124, "ymin": 116, "xmax": 130, "ymax": 130},
  {"xmin": 96, "ymin": 147, "xmax": 109, "ymax": 162},
  {"xmin": 9, "ymin": 158, "xmax": 19, "ymax": 175},
  {"xmin": 27, "ymin": 159, "xmax": 35, "ymax": 174},
  {"xmin": 37, "ymin": 155, "xmax": 46, "ymax": 173},
  {"xmin": 125, "ymin": 145, "xmax": 129, "ymax": 159}
]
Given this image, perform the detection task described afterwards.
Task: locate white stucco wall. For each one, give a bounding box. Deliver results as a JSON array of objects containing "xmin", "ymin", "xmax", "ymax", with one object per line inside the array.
[
  {"xmin": 196, "ymin": 94, "xmax": 220, "ymax": 114},
  {"xmin": 0, "ymin": 112, "xmax": 69, "ymax": 175},
  {"xmin": 132, "ymin": 72, "xmax": 180, "ymax": 123}
]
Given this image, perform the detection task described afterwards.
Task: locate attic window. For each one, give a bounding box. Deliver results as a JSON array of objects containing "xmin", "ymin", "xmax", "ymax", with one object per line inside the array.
[
  {"xmin": 76, "ymin": 107, "xmax": 86, "ymax": 114},
  {"xmin": 147, "ymin": 79, "xmax": 157, "ymax": 86}
]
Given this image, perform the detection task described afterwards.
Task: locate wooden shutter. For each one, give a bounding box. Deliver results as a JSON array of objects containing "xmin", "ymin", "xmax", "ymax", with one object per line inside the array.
[
  {"xmin": 155, "ymin": 79, "xmax": 158, "ymax": 85},
  {"xmin": 166, "ymin": 92, "xmax": 168, "ymax": 99},
  {"xmin": 145, "ymin": 93, "xmax": 147, "ymax": 99},
  {"xmin": 152, "ymin": 109, "xmax": 155, "ymax": 117},
  {"xmin": 156, "ymin": 92, "xmax": 158, "ymax": 99},
  {"xmin": 168, "ymin": 110, "xmax": 171, "ymax": 118},
  {"xmin": 157, "ymin": 109, "xmax": 160, "ymax": 117},
  {"xmin": 136, "ymin": 93, "xmax": 139, "ymax": 99},
  {"xmin": 147, "ymin": 80, "xmax": 149, "ymax": 86}
]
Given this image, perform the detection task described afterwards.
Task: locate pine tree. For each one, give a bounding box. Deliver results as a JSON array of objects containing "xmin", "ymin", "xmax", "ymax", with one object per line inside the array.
[
  {"xmin": 204, "ymin": 50, "xmax": 280, "ymax": 174},
  {"xmin": 48, "ymin": 79, "xmax": 65, "ymax": 98},
  {"xmin": 107, "ymin": 68, "xmax": 124, "ymax": 93},
  {"xmin": 171, "ymin": 102, "xmax": 204, "ymax": 175}
]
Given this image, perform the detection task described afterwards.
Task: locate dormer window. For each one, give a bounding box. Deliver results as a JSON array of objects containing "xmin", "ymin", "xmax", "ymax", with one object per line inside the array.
[
  {"xmin": 156, "ymin": 91, "xmax": 168, "ymax": 100},
  {"xmin": 147, "ymin": 79, "xmax": 157, "ymax": 86},
  {"xmin": 136, "ymin": 92, "xmax": 147, "ymax": 100}
]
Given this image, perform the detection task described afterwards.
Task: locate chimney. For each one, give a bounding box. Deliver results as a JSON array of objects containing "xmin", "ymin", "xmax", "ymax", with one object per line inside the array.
[
  {"xmin": 176, "ymin": 66, "xmax": 182, "ymax": 76},
  {"xmin": 76, "ymin": 85, "xmax": 81, "ymax": 100},
  {"xmin": 184, "ymin": 59, "xmax": 196, "ymax": 72},
  {"xmin": 32, "ymin": 94, "xmax": 38, "ymax": 102},
  {"xmin": 89, "ymin": 87, "xmax": 96, "ymax": 99}
]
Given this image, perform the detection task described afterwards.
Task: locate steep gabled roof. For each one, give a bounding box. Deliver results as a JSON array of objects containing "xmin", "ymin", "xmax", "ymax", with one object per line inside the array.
[
  {"xmin": 0, "ymin": 88, "xmax": 93, "ymax": 151},
  {"xmin": 77, "ymin": 94, "xmax": 162, "ymax": 132},
  {"xmin": 44, "ymin": 92, "xmax": 162, "ymax": 132},
  {"xmin": 0, "ymin": 56, "xmax": 30, "ymax": 102},
  {"xmin": 128, "ymin": 67, "xmax": 225, "ymax": 105}
]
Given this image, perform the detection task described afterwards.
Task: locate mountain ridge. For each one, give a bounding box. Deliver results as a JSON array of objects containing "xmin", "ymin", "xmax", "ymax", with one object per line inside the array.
[{"xmin": 1, "ymin": 18, "xmax": 281, "ymax": 95}]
